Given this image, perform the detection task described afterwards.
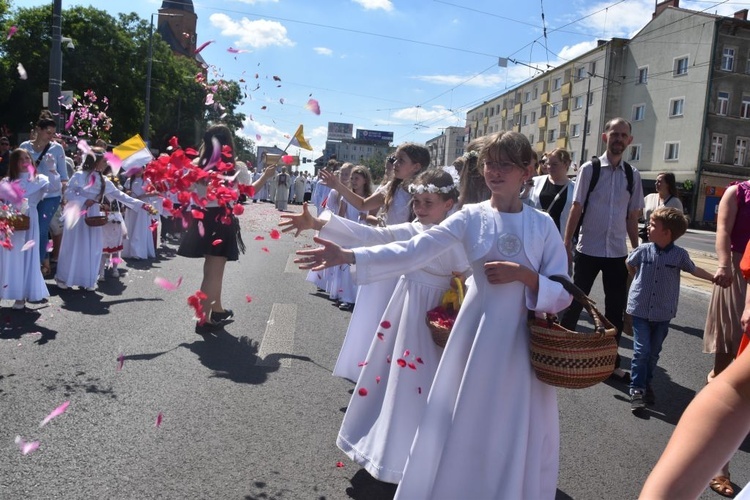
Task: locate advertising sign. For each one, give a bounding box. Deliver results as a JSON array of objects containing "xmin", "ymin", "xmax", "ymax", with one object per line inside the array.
[
  {"xmin": 356, "ymin": 129, "xmax": 394, "ymax": 143},
  {"xmin": 327, "ymin": 122, "xmax": 354, "ymax": 141}
]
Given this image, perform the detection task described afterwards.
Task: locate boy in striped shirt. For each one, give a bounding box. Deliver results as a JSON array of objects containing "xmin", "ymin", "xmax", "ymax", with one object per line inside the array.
[{"xmin": 626, "ymin": 207, "xmax": 716, "ymax": 412}]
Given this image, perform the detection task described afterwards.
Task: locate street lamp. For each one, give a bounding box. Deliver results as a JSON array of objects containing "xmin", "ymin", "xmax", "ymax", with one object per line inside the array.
[
  {"xmin": 48, "ymin": 0, "xmax": 63, "ymax": 129},
  {"xmin": 143, "ymin": 12, "xmax": 181, "ymax": 144}
]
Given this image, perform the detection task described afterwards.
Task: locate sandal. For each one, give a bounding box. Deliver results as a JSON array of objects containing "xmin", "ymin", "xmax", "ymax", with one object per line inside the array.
[{"xmin": 710, "ymin": 475, "xmax": 734, "ymax": 497}]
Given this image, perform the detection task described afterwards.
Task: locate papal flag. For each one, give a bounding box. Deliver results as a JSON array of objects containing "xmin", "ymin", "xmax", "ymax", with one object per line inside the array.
[
  {"xmin": 112, "ymin": 134, "xmax": 154, "ymax": 174},
  {"xmin": 287, "ymin": 124, "xmax": 313, "ymax": 151}
]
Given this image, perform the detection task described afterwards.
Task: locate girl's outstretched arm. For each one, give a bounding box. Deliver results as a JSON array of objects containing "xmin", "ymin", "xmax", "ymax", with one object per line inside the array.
[
  {"xmin": 295, "ymin": 236, "xmax": 354, "ymax": 271},
  {"xmin": 279, "ymin": 202, "xmax": 325, "ymax": 236},
  {"xmin": 319, "ymin": 169, "xmax": 384, "ymax": 212}
]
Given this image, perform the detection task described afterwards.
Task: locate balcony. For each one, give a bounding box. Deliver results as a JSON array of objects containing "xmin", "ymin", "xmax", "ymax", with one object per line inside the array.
[
  {"xmin": 558, "ymin": 109, "xmax": 569, "ymax": 123},
  {"xmin": 540, "ymin": 91, "xmax": 549, "ymax": 104},
  {"xmin": 537, "ymin": 116, "xmax": 547, "ymax": 129},
  {"xmin": 556, "ymin": 136, "xmax": 568, "ymax": 149},
  {"xmin": 561, "ymin": 82, "xmax": 572, "ymax": 97},
  {"xmin": 483, "ymin": 116, "xmax": 489, "ymax": 125},
  {"xmin": 536, "ymin": 141, "xmax": 546, "ymax": 152},
  {"xmin": 514, "ymin": 103, "xmax": 522, "ymax": 114},
  {"xmin": 501, "ymin": 109, "xmax": 507, "ymax": 119}
]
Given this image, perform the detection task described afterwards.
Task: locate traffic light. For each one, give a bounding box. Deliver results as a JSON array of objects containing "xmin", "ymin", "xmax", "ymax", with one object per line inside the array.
[{"xmin": 302, "ymin": 157, "xmax": 308, "ymax": 163}]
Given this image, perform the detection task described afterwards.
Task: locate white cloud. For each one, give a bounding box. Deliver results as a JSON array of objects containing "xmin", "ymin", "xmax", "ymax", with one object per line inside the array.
[
  {"xmin": 313, "ymin": 47, "xmax": 333, "ymax": 56},
  {"xmin": 209, "ymin": 13, "xmax": 294, "ymax": 49},
  {"xmin": 352, "ymin": 0, "xmax": 394, "ymax": 12},
  {"xmin": 412, "ymin": 73, "xmax": 506, "ymax": 88},
  {"xmin": 242, "ymin": 121, "xmax": 327, "ymax": 158},
  {"xmin": 557, "ymin": 40, "xmax": 598, "ymax": 61},
  {"xmin": 232, "ymin": 0, "xmax": 279, "ymax": 3}
]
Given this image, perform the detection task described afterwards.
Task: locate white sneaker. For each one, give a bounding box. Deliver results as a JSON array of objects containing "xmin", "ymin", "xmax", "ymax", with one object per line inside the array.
[
  {"xmin": 111, "ymin": 269, "xmax": 120, "ymax": 278},
  {"xmin": 98, "ymin": 273, "xmax": 105, "ymax": 282},
  {"xmin": 55, "ymin": 278, "xmax": 68, "ymax": 290},
  {"xmin": 84, "ymin": 286, "xmax": 96, "ymax": 292},
  {"xmin": 12, "ymin": 300, "xmax": 25, "ymax": 310}
]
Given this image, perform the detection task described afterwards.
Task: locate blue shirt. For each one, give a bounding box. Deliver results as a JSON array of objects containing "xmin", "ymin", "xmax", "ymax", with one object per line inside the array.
[{"xmin": 626, "ymin": 242, "xmax": 696, "ymax": 321}]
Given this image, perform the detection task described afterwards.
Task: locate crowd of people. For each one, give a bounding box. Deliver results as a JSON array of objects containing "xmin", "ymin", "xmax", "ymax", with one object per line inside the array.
[{"xmin": 1, "ymin": 112, "xmax": 748, "ymax": 498}]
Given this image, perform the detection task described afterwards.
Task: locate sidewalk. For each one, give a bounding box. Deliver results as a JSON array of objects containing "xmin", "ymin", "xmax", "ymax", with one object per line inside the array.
[{"xmin": 682, "ymin": 250, "xmax": 718, "ymax": 293}]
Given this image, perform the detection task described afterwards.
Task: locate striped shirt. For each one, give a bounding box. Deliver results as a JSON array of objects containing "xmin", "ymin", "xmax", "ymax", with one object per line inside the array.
[
  {"xmin": 573, "ymin": 155, "xmax": 644, "ymax": 258},
  {"xmin": 626, "ymin": 242, "xmax": 696, "ymax": 321}
]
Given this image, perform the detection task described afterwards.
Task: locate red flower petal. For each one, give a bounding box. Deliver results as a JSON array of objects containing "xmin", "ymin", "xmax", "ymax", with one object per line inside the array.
[
  {"xmin": 358, "ymin": 387, "xmax": 368, "ymax": 396},
  {"xmin": 416, "ymin": 357, "xmax": 424, "ymax": 364},
  {"xmin": 380, "ymin": 320, "xmax": 391, "ymax": 329},
  {"xmin": 375, "ymin": 376, "xmax": 381, "ymax": 384},
  {"xmin": 357, "ymin": 361, "xmax": 368, "ymax": 367},
  {"xmin": 261, "ymin": 247, "xmax": 269, "ymax": 253},
  {"xmin": 245, "ymin": 295, "xmax": 253, "ymax": 303},
  {"xmin": 191, "ymin": 209, "xmax": 204, "ymax": 220},
  {"xmin": 269, "ymin": 229, "xmax": 281, "ymax": 240},
  {"xmin": 255, "ymin": 235, "xmax": 265, "ymax": 241},
  {"xmin": 212, "ymin": 239, "xmax": 223, "ymax": 246},
  {"xmin": 386, "ymin": 355, "xmax": 391, "ymax": 364},
  {"xmin": 377, "ymin": 332, "xmax": 384, "ymax": 341},
  {"xmin": 336, "ymin": 461, "xmax": 345, "ymax": 468},
  {"xmin": 418, "ymin": 387, "xmax": 422, "ymax": 394},
  {"xmin": 408, "ymin": 362, "xmax": 417, "ymax": 370},
  {"xmin": 396, "ymin": 358, "xmax": 406, "ymax": 367},
  {"xmin": 403, "ymin": 349, "xmax": 410, "ymax": 357},
  {"xmin": 233, "ymin": 204, "xmax": 244, "ymax": 215}
]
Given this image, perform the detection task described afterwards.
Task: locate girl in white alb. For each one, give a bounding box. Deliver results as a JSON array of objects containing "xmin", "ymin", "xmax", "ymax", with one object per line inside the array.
[
  {"xmin": 298, "ymin": 132, "xmax": 572, "ymax": 499},
  {"xmin": 121, "ymin": 169, "xmax": 157, "ymax": 259},
  {"xmin": 0, "ymin": 149, "xmax": 61, "ymax": 308}
]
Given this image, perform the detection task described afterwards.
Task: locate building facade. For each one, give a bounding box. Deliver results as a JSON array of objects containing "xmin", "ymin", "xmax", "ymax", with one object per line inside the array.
[{"xmin": 425, "ymin": 126, "xmax": 465, "ymax": 167}]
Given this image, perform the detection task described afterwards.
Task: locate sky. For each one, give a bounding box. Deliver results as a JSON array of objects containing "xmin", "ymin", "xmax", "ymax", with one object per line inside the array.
[{"xmin": 12, "ymin": 0, "xmax": 744, "ymax": 162}]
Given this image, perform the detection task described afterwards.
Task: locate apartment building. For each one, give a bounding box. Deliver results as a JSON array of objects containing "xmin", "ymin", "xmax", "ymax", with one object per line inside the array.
[{"xmin": 425, "ymin": 126, "xmax": 466, "ymax": 167}]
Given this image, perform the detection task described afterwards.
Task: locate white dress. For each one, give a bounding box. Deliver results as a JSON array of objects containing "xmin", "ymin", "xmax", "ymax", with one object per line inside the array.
[
  {"xmin": 351, "ymin": 202, "xmax": 572, "ymax": 500},
  {"xmin": 306, "ymin": 190, "xmax": 344, "ymax": 296},
  {"xmin": 336, "ymin": 218, "xmax": 471, "ymax": 483},
  {"xmin": 331, "ymin": 188, "xmax": 412, "ymax": 381},
  {"xmin": 336, "ymin": 202, "xmax": 367, "ymax": 305},
  {"xmin": 121, "ymin": 177, "xmax": 156, "ymax": 259},
  {"xmin": 0, "ymin": 173, "xmax": 58, "ymax": 302},
  {"xmin": 57, "ymin": 171, "xmax": 145, "ymax": 289}
]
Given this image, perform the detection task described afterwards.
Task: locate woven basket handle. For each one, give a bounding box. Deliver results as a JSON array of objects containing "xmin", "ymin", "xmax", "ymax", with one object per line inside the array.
[{"xmin": 546, "ymin": 275, "xmax": 608, "ymax": 335}]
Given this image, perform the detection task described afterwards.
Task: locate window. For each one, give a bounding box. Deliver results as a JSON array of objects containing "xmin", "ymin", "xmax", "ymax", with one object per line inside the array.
[
  {"xmin": 674, "ymin": 56, "xmax": 689, "ymax": 76},
  {"xmin": 548, "ymin": 129, "xmax": 557, "ymax": 142},
  {"xmin": 576, "ymin": 66, "xmax": 586, "ymax": 80},
  {"xmin": 589, "ymin": 61, "xmax": 597, "ymax": 76},
  {"xmin": 735, "ymin": 138, "xmax": 748, "ymax": 166},
  {"xmin": 718, "ymin": 91, "xmax": 730, "ymax": 115},
  {"xmin": 585, "ymin": 120, "xmax": 591, "ymax": 135},
  {"xmin": 573, "ymin": 96, "xmax": 583, "ymax": 109},
  {"xmin": 532, "ymin": 87, "xmax": 538, "ymax": 100},
  {"xmin": 524, "ymin": 91, "xmax": 531, "ymax": 103},
  {"xmin": 742, "ymin": 95, "xmax": 750, "ymax": 119},
  {"xmin": 632, "ymin": 104, "xmax": 645, "ymax": 121},
  {"xmin": 571, "ymin": 124, "xmax": 581, "ymax": 137},
  {"xmin": 665, "ymin": 142, "xmax": 680, "ymax": 161},
  {"xmin": 531, "ymin": 111, "xmax": 537, "ymax": 122},
  {"xmin": 529, "ymin": 134, "xmax": 534, "ymax": 144},
  {"xmin": 550, "ymin": 104, "xmax": 559, "ymax": 117},
  {"xmin": 721, "ymin": 47, "xmax": 736, "ymax": 72},
  {"xmin": 522, "ymin": 114, "xmax": 528, "ymax": 126},
  {"xmin": 669, "ymin": 98, "xmax": 684, "ymax": 117},
  {"xmin": 747, "ymin": 51, "xmax": 750, "ymax": 74},
  {"xmin": 587, "ymin": 92, "xmax": 594, "ymax": 106},
  {"xmin": 490, "ymin": 107, "xmax": 495, "ymax": 117},
  {"xmin": 629, "ymin": 145, "xmax": 641, "ymax": 162},
  {"xmin": 711, "ymin": 134, "xmax": 725, "ymax": 163},
  {"xmin": 553, "ymin": 77, "xmax": 562, "ymax": 91},
  {"xmin": 637, "ymin": 67, "xmax": 648, "ymax": 84}
]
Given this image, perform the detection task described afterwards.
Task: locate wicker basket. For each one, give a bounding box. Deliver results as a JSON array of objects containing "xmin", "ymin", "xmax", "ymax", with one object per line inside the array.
[
  {"xmin": 84, "ymin": 215, "xmax": 109, "ymax": 227},
  {"xmin": 528, "ymin": 276, "xmax": 617, "ymax": 389},
  {"xmin": 2, "ymin": 214, "xmax": 31, "ymax": 231},
  {"xmin": 426, "ymin": 278, "xmax": 464, "ymax": 348}
]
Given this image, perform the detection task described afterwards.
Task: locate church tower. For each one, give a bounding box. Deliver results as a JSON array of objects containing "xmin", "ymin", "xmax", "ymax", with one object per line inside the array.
[{"xmin": 157, "ymin": 0, "xmax": 198, "ymax": 58}]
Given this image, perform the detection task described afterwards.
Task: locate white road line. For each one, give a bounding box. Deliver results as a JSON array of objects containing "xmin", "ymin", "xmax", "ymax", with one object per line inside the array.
[
  {"xmin": 256, "ymin": 303, "xmax": 297, "ymax": 367},
  {"xmin": 284, "ymin": 253, "xmax": 304, "ymax": 273}
]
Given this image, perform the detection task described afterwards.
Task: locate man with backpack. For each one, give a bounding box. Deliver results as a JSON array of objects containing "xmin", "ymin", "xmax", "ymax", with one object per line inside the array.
[{"xmin": 561, "ymin": 117, "xmax": 645, "ymax": 379}]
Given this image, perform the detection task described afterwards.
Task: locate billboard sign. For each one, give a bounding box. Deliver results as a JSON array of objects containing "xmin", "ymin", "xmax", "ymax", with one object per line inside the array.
[
  {"xmin": 327, "ymin": 122, "xmax": 353, "ymax": 141},
  {"xmin": 356, "ymin": 129, "xmax": 394, "ymax": 143}
]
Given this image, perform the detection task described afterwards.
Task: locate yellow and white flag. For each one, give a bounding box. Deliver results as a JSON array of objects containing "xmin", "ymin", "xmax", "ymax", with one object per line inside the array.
[
  {"xmin": 287, "ymin": 125, "xmax": 313, "ymax": 151},
  {"xmin": 112, "ymin": 134, "xmax": 153, "ymax": 174}
]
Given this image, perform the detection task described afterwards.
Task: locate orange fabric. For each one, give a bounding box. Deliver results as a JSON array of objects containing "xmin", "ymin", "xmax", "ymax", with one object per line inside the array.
[{"xmin": 741, "ymin": 239, "xmax": 750, "ymax": 280}]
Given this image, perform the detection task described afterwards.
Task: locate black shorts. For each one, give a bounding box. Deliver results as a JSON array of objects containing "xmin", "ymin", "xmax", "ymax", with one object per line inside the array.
[{"xmin": 177, "ymin": 206, "xmax": 244, "ymax": 261}]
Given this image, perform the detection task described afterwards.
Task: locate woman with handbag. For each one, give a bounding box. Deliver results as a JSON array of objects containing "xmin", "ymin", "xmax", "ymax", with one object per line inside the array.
[
  {"xmin": 19, "ymin": 111, "xmax": 69, "ymax": 277},
  {"xmin": 55, "ymin": 148, "xmax": 154, "ymax": 291},
  {"xmin": 523, "ymin": 148, "xmax": 575, "ymax": 236},
  {"xmin": 297, "ymin": 131, "xmax": 572, "ymax": 499},
  {"xmin": 641, "ymin": 172, "xmax": 683, "ymax": 242}
]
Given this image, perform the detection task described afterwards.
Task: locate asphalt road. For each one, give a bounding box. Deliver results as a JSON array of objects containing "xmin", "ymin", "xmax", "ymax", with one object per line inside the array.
[{"xmin": 0, "ymin": 201, "xmax": 745, "ymax": 500}]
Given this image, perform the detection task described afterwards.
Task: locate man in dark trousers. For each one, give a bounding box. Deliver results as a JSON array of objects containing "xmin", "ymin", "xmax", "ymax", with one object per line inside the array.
[
  {"xmin": 561, "ymin": 117, "xmax": 644, "ymax": 379},
  {"xmin": 0, "ymin": 137, "xmax": 10, "ymax": 178}
]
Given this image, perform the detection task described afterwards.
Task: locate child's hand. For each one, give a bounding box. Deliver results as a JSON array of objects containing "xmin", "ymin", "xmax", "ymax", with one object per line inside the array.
[
  {"xmin": 279, "ymin": 202, "xmax": 319, "ymax": 236},
  {"xmin": 295, "ymin": 236, "xmax": 351, "ymax": 271},
  {"xmin": 484, "ymin": 260, "xmax": 528, "ymax": 285},
  {"xmin": 319, "ymin": 169, "xmax": 341, "ymax": 189}
]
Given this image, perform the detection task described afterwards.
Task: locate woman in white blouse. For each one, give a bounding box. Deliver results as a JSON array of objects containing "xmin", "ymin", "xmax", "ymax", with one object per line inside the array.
[{"xmin": 524, "ymin": 148, "xmax": 575, "ymax": 236}]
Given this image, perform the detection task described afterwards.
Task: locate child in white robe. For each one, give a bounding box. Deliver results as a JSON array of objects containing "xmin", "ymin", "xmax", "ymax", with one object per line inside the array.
[
  {"xmin": 0, "ymin": 149, "xmax": 60, "ymax": 308},
  {"xmin": 121, "ymin": 169, "xmax": 156, "ymax": 260},
  {"xmin": 297, "ymin": 132, "xmax": 573, "ymax": 499}
]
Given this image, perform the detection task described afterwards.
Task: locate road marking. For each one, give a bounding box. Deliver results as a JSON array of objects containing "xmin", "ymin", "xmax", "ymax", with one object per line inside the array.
[
  {"xmin": 257, "ymin": 303, "xmax": 297, "ymax": 367},
  {"xmin": 284, "ymin": 253, "xmax": 305, "ymax": 273}
]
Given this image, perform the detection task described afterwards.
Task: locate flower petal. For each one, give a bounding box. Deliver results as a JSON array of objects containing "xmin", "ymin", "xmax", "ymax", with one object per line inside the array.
[
  {"xmin": 358, "ymin": 387, "xmax": 368, "ymax": 396},
  {"xmin": 39, "ymin": 400, "xmax": 70, "ymax": 427}
]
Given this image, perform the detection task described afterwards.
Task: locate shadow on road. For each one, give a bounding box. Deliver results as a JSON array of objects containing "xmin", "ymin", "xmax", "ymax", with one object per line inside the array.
[
  {"xmin": 56, "ymin": 290, "xmax": 163, "ymax": 316},
  {"xmin": 346, "ymin": 469, "xmax": 397, "ymax": 499},
  {"xmin": 667, "ymin": 321, "xmax": 704, "ymax": 339},
  {"xmin": 0, "ymin": 308, "xmax": 58, "ymax": 344}
]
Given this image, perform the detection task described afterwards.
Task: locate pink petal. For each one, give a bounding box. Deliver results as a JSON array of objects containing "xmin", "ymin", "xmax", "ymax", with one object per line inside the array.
[
  {"xmin": 254, "ymin": 235, "xmax": 265, "ymax": 241},
  {"xmin": 358, "ymin": 387, "xmax": 368, "ymax": 396},
  {"xmin": 117, "ymin": 353, "xmax": 124, "ymax": 371},
  {"xmin": 403, "ymin": 349, "xmax": 410, "ymax": 357},
  {"xmin": 357, "ymin": 361, "xmax": 368, "ymax": 367},
  {"xmin": 255, "ymin": 134, "xmax": 261, "ymax": 141},
  {"xmin": 111, "ymin": 256, "xmax": 123, "ymax": 266},
  {"xmin": 104, "ymin": 152, "xmax": 123, "ymax": 175},
  {"xmin": 305, "ymin": 98, "xmax": 321, "ymax": 115},
  {"xmin": 269, "ymin": 229, "xmax": 281, "ymax": 240},
  {"xmin": 261, "ymin": 247, "xmax": 269, "ymax": 253},
  {"xmin": 212, "ymin": 239, "xmax": 223, "ymax": 246},
  {"xmin": 85, "ymin": 173, "xmax": 97, "ymax": 189},
  {"xmin": 46, "ymin": 240, "xmax": 54, "ymax": 252},
  {"xmin": 7, "ymin": 26, "xmax": 18, "ymax": 40},
  {"xmin": 205, "ymin": 93, "xmax": 214, "ymax": 106},
  {"xmin": 0, "ymin": 180, "xmax": 24, "ymax": 204},
  {"xmin": 279, "ymin": 98, "xmax": 285, "ymax": 104},
  {"xmin": 282, "ymin": 155, "xmax": 294, "ymax": 165},
  {"xmin": 194, "ymin": 39, "xmax": 214, "ymax": 54},
  {"xmin": 245, "ymin": 295, "xmax": 253, "ymax": 303},
  {"xmin": 377, "ymin": 332, "xmax": 384, "ymax": 340},
  {"xmin": 77, "ymin": 139, "xmax": 92, "ymax": 158},
  {"xmin": 17, "ymin": 63, "xmax": 27, "ymax": 80},
  {"xmin": 64, "ymin": 110, "xmax": 76, "ymax": 130},
  {"xmin": 198, "ymin": 221, "xmax": 205, "ymax": 237},
  {"xmin": 15, "ymin": 436, "xmax": 40, "ymax": 455},
  {"xmin": 155, "ymin": 412, "xmax": 163, "ymax": 427},
  {"xmin": 336, "ymin": 461, "xmax": 345, "ymax": 468},
  {"xmin": 375, "ymin": 376, "xmax": 381, "ymax": 384},
  {"xmin": 20, "ymin": 240, "xmax": 35, "ymax": 252},
  {"xmin": 39, "ymin": 400, "xmax": 70, "ymax": 427},
  {"xmin": 380, "ymin": 321, "xmax": 391, "ymax": 329},
  {"xmin": 154, "ymin": 276, "xmax": 183, "ymax": 291}
]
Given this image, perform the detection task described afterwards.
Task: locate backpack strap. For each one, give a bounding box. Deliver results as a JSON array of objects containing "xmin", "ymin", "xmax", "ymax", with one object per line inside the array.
[{"xmin": 577, "ymin": 156, "xmax": 601, "ymax": 232}]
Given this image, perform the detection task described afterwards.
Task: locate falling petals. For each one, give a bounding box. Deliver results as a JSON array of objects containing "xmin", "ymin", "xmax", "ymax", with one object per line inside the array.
[
  {"xmin": 377, "ymin": 332, "xmax": 384, "ymax": 341},
  {"xmin": 21, "ymin": 240, "xmax": 35, "ymax": 252},
  {"xmin": 154, "ymin": 276, "xmax": 183, "ymax": 291},
  {"xmin": 403, "ymin": 349, "xmax": 410, "ymax": 357},
  {"xmin": 191, "ymin": 209, "xmax": 204, "ymax": 220},
  {"xmin": 17, "ymin": 63, "xmax": 27, "ymax": 80},
  {"xmin": 380, "ymin": 321, "xmax": 391, "ymax": 329},
  {"xmin": 15, "ymin": 436, "xmax": 39, "ymax": 455},
  {"xmin": 64, "ymin": 110, "xmax": 76, "ymax": 130},
  {"xmin": 194, "ymin": 39, "xmax": 214, "ymax": 54},
  {"xmin": 305, "ymin": 98, "xmax": 321, "ymax": 115},
  {"xmin": 336, "ymin": 461, "xmax": 345, "ymax": 468},
  {"xmin": 0, "ymin": 180, "xmax": 24, "ymax": 204},
  {"xmin": 205, "ymin": 93, "xmax": 214, "ymax": 106},
  {"xmin": 358, "ymin": 388, "xmax": 368, "ymax": 396},
  {"xmin": 104, "ymin": 152, "xmax": 123, "ymax": 175},
  {"xmin": 255, "ymin": 134, "xmax": 261, "ymax": 141},
  {"xmin": 155, "ymin": 412, "xmax": 163, "ymax": 427},
  {"xmin": 279, "ymin": 98, "xmax": 285, "ymax": 105},
  {"xmin": 261, "ymin": 247, "xmax": 269, "ymax": 253},
  {"xmin": 408, "ymin": 362, "xmax": 417, "ymax": 370},
  {"xmin": 212, "ymin": 239, "xmax": 223, "ymax": 246},
  {"xmin": 269, "ymin": 229, "xmax": 281, "ymax": 240},
  {"xmin": 375, "ymin": 376, "xmax": 381, "ymax": 384},
  {"xmin": 77, "ymin": 139, "xmax": 92, "ymax": 158},
  {"xmin": 272, "ymin": 75, "xmax": 281, "ymax": 81},
  {"xmin": 227, "ymin": 47, "xmax": 249, "ymax": 54},
  {"xmin": 46, "ymin": 240, "xmax": 54, "ymax": 253},
  {"xmin": 282, "ymin": 155, "xmax": 294, "ymax": 165},
  {"xmin": 357, "ymin": 361, "xmax": 368, "ymax": 367},
  {"xmin": 418, "ymin": 387, "xmax": 422, "ymax": 394},
  {"xmin": 117, "ymin": 353, "xmax": 124, "ymax": 371},
  {"xmin": 254, "ymin": 235, "xmax": 265, "ymax": 241},
  {"xmin": 39, "ymin": 400, "xmax": 70, "ymax": 427},
  {"xmin": 396, "ymin": 359, "xmax": 406, "ymax": 368},
  {"xmin": 416, "ymin": 357, "xmax": 424, "ymax": 364},
  {"xmin": 198, "ymin": 222, "xmax": 205, "ymax": 237},
  {"xmin": 232, "ymin": 204, "xmax": 244, "ymax": 216},
  {"xmin": 7, "ymin": 26, "xmax": 18, "ymax": 40}
]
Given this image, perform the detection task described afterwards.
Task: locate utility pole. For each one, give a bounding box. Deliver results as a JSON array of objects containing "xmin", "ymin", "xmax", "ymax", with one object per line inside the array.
[
  {"xmin": 580, "ymin": 73, "xmax": 593, "ymax": 165},
  {"xmin": 48, "ymin": 0, "xmax": 63, "ymax": 129}
]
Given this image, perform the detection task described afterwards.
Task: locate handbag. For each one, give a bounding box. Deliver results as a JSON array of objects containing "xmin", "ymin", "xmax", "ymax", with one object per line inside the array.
[
  {"xmin": 426, "ymin": 277, "xmax": 464, "ymax": 348},
  {"xmin": 84, "ymin": 172, "xmax": 108, "ymax": 227},
  {"xmin": 528, "ymin": 275, "xmax": 617, "ymax": 389}
]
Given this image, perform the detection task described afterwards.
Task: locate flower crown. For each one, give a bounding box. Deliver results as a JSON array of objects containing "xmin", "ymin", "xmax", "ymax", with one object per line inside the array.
[
  {"xmin": 462, "ymin": 150, "xmax": 479, "ymax": 160},
  {"xmin": 407, "ymin": 183, "xmax": 457, "ymax": 195}
]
